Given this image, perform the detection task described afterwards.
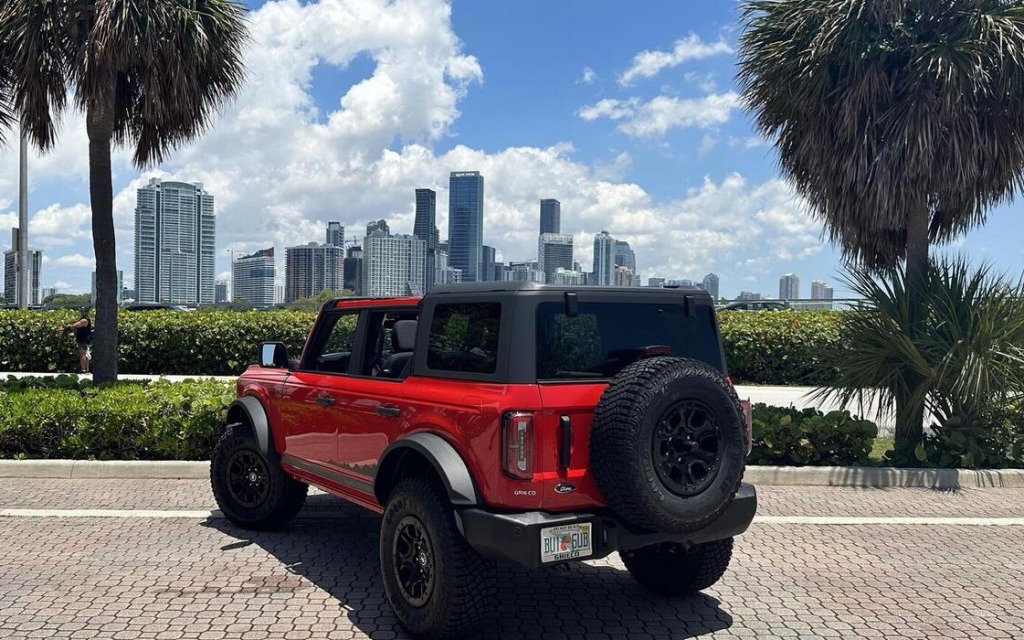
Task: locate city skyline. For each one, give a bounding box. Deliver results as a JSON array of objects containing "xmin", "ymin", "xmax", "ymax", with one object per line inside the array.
[{"xmin": 2, "ymin": 0, "xmax": 1020, "ymax": 300}]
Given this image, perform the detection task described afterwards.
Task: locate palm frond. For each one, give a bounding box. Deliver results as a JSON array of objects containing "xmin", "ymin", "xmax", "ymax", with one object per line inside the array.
[{"xmin": 75, "ymin": 0, "xmax": 248, "ymax": 167}]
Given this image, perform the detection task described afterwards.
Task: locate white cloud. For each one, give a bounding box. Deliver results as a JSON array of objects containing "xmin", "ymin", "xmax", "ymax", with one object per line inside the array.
[
  {"xmin": 619, "ymin": 34, "xmax": 733, "ymax": 86},
  {"xmin": 578, "ymin": 92, "xmax": 741, "ymax": 137},
  {"xmin": 578, "ymin": 67, "xmax": 596, "ymax": 85},
  {"xmin": 698, "ymin": 134, "xmax": 718, "ymax": 156},
  {"xmin": 578, "ymin": 98, "xmax": 638, "ymax": 122},
  {"xmin": 53, "ymin": 253, "xmax": 94, "ymax": 268}
]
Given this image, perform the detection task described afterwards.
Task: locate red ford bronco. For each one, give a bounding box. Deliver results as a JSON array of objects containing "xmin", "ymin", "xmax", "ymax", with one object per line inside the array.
[{"xmin": 211, "ymin": 282, "xmax": 756, "ymax": 639}]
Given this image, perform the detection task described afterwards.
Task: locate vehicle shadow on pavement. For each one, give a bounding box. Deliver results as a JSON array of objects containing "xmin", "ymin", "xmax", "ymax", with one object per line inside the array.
[{"xmin": 205, "ymin": 494, "xmax": 734, "ymax": 639}]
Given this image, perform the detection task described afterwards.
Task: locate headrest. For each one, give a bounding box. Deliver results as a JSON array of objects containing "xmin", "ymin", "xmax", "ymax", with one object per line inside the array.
[{"xmin": 392, "ymin": 319, "xmax": 418, "ymax": 351}]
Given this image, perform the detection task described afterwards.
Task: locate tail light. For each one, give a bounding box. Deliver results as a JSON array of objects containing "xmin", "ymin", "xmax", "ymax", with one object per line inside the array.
[{"xmin": 502, "ymin": 411, "xmax": 534, "ymax": 480}]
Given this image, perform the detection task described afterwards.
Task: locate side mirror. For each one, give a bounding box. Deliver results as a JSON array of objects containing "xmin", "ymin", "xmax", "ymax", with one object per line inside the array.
[{"xmin": 260, "ymin": 342, "xmax": 290, "ymax": 368}]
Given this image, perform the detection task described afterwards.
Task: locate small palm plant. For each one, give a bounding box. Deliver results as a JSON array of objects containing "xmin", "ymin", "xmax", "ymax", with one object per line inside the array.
[{"xmin": 814, "ymin": 258, "xmax": 1024, "ymax": 462}]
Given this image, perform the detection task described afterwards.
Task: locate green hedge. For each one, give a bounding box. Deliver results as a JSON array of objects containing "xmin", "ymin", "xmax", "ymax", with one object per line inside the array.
[
  {"xmin": 0, "ymin": 310, "xmax": 315, "ymax": 376},
  {"xmin": 0, "ymin": 376, "xmax": 234, "ymax": 460},
  {"xmin": 748, "ymin": 403, "xmax": 878, "ymax": 466},
  {"xmin": 0, "ymin": 309, "xmax": 842, "ymax": 383},
  {"xmin": 717, "ymin": 311, "xmax": 842, "ymax": 385}
]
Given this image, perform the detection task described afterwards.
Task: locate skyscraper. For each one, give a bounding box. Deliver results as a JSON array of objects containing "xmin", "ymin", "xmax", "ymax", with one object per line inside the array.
[
  {"xmin": 702, "ymin": 273, "xmax": 720, "ymax": 299},
  {"xmin": 614, "ymin": 240, "xmax": 636, "ymax": 273},
  {"xmin": 232, "ymin": 248, "xmax": 276, "ymax": 309},
  {"xmin": 779, "ymin": 273, "xmax": 800, "ymax": 300},
  {"xmin": 482, "ymin": 245, "xmax": 496, "ymax": 282},
  {"xmin": 540, "ymin": 199, "xmax": 561, "ymax": 235},
  {"xmin": 363, "ymin": 234, "xmax": 426, "ymax": 297},
  {"xmin": 3, "ymin": 228, "xmax": 41, "ymax": 306},
  {"xmin": 326, "ymin": 222, "xmax": 344, "ymax": 246},
  {"xmin": 134, "ymin": 178, "xmax": 216, "ymax": 306},
  {"xmin": 592, "ymin": 231, "xmax": 616, "ymax": 286},
  {"xmin": 811, "ymin": 280, "xmax": 834, "ymax": 310},
  {"xmin": 538, "ymin": 233, "xmax": 574, "ymax": 284},
  {"xmin": 448, "ymin": 171, "xmax": 484, "ymax": 282},
  {"xmin": 215, "ymin": 281, "xmax": 229, "ymax": 304},
  {"xmin": 414, "ymin": 189, "xmax": 439, "ymax": 291},
  {"xmin": 285, "ymin": 241, "xmax": 345, "ymax": 303},
  {"xmin": 344, "ymin": 245, "xmax": 363, "ymax": 295}
]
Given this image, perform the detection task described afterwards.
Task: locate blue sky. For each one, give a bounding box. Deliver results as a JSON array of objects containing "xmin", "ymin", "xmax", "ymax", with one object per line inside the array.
[{"xmin": 1, "ymin": 0, "xmax": 1021, "ymax": 298}]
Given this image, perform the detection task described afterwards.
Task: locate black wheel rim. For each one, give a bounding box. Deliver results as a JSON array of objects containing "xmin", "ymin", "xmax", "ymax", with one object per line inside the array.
[
  {"xmin": 652, "ymin": 400, "xmax": 722, "ymax": 496},
  {"xmin": 226, "ymin": 449, "xmax": 271, "ymax": 508},
  {"xmin": 393, "ymin": 515, "xmax": 435, "ymax": 607}
]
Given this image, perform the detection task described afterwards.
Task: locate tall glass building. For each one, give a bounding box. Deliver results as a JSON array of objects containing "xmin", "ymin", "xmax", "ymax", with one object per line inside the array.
[
  {"xmin": 538, "ymin": 233, "xmax": 574, "ymax": 284},
  {"xmin": 134, "ymin": 179, "xmax": 216, "ymax": 306},
  {"xmin": 540, "ymin": 199, "xmax": 561, "ymax": 235},
  {"xmin": 448, "ymin": 171, "xmax": 484, "ymax": 282},
  {"xmin": 592, "ymin": 230, "xmax": 616, "ymax": 286},
  {"xmin": 326, "ymin": 222, "xmax": 344, "ymax": 246},
  {"xmin": 414, "ymin": 189, "xmax": 439, "ymax": 290}
]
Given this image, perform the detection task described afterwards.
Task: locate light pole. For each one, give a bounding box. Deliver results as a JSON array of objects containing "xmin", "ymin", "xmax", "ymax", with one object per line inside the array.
[{"xmin": 17, "ymin": 127, "xmax": 29, "ymax": 309}]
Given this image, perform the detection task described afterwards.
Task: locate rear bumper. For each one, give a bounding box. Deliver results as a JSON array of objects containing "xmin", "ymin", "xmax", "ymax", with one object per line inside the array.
[{"xmin": 458, "ymin": 482, "xmax": 757, "ymax": 569}]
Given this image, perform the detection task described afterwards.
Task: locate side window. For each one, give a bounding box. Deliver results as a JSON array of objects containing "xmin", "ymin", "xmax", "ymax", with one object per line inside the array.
[
  {"xmin": 360, "ymin": 310, "xmax": 419, "ymax": 378},
  {"xmin": 427, "ymin": 303, "xmax": 502, "ymax": 375},
  {"xmin": 306, "ymin": 311, "xmax": 359, "ymax": 374}
]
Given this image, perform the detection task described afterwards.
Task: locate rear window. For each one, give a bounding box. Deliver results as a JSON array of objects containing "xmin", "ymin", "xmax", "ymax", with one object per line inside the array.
[
  {"xmin": 427, "ymin": 303, "xmax": 502, "ymax": 374},
  {"xmin": 535, "ymin": 301, "xmax": 722, "ymax": 380}
]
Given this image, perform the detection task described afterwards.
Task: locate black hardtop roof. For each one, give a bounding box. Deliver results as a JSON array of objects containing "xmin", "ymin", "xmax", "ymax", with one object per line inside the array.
[{"xmin": 427, "ymin": 281, "xmax": 709, "ymax": 296}]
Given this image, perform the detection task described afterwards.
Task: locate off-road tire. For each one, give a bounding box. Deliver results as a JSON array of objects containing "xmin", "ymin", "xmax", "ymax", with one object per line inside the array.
[
  {"xmin": 210, "ymin": 422, "xmax": 307, "ymax": 530},
  {"xmin": 380, "ymin": 477, "xmax": 494, "ymax": 640},
  {"xmin": 621, "ymin": 538, "xmax": 734, "ymax": 596},
  {"xmin": 589, "ymin": 357, "xmax": 745, "ymax": 533}
]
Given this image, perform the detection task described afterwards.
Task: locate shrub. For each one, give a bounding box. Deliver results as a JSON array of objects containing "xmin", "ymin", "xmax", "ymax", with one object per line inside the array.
[
  {"xmin": 748, "ymin": 403, "xmax": 878, "ymax": 466},
  {"xmin": 0, "ymin": 310, "xmax": 315, "ymax": 376},
  {"xmin": 717, "ymin": 311, "xmax": 843, "ymax": 385},
  {"xmin": 0, "ymin": 378, "xmax": 234, "ymax": 460},
  {"xmin": 913, "ymin": 401, "xmax": 1024, "ymax": 469}
]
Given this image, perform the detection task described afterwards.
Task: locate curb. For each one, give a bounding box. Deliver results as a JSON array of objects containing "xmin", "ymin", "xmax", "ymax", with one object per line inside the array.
[
  {"xmin": 744, "ymin": 466, "xmax": 1024, "ymax": 489},
  {"xmin": 0, "ymin": 460, "xmax": 209, "ymax": 480},
  {"xmin": 2, "ymin": 460, "xmax": 1024, "ymax": 488}
]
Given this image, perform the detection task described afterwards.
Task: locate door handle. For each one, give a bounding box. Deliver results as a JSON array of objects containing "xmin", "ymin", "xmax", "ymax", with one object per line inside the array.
[
  {"xmin": 376, "ymin": 404, "xmax": 401, "ymax": 418},
  {"xmin": 315, "ymin": 393, "xmax": 335, "ymax": 407}
]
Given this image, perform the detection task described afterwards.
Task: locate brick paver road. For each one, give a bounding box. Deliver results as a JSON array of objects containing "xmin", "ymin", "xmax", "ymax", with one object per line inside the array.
[{"xmin": 2, "ymin": 480, "xmax": 1023, "ymax": 639}]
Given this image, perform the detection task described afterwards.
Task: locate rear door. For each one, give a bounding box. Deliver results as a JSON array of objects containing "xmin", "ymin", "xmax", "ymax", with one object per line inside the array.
[{"xmin": 533, "ymin": 294, "xmax": 724, "ymax": 511}]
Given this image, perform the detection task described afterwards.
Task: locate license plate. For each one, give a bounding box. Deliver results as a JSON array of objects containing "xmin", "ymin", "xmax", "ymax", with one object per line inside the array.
[{"xmin": 540, "ymin": 523, "xmax": 593, "ymax": 563}]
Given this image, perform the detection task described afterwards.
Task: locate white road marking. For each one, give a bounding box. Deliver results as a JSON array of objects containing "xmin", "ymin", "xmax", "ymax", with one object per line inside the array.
[
  {"xmin": 0, "ymin": 509, "xmax": 1023, "ymax": 526},
  {"xmin": 754, "ymin": 515, "xmax": 1024, "ymax": 526}
]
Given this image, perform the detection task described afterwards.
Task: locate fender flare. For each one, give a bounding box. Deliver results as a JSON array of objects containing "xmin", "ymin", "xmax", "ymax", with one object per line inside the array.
[
  {"xmin": 227, "ymin": 396, "xmax": 273, "ymax": 458},
  {"xmin": 375, "ymin": 433, "xmax": 480, "ymax": 506}
]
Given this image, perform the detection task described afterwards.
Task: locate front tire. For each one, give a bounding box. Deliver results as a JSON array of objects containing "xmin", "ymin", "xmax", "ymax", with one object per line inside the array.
[
  {"xmin": 210, "ymin": 423, "xmax": 307, "ymax": 530},
  {"xmin": 621, "ymin": 538, "xmax": 734, "ymax": 596},
  {"xmin": 380, "ymin": 477, "xmax": 494, "ymax": 640}
]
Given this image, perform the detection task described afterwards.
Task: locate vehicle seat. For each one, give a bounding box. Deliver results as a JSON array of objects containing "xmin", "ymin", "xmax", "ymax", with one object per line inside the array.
[{"xmin": 379, "ymin": 319, "xmax": 417, "ymax": 378}]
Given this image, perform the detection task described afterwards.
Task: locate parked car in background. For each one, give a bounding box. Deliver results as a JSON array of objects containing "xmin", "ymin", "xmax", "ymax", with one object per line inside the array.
[{"xmin": 716, "ymin": 300, "xmax": 790, "ymax": 312}]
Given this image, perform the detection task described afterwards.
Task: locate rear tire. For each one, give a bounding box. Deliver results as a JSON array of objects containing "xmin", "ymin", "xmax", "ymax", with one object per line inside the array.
[
  {"xmin": 621, "ymin": 538, "xmax": 734, "ymax": 596},
  {"xmin": 210, "ymin": 423, "xmax": 307, "ymax": 530},
  {"xmin": 380, "ymin": 477, "xmax": 494, "ymax": 640}
]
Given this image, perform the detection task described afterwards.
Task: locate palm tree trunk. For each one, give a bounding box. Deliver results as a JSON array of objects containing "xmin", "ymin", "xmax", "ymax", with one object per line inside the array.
[
  {"xmin": 86, "ymin": 97, "xmax": 118, "ymax": 383},
  {"xmin": 896, "ymin": 205, "xmax": 930, "ymax": 450}
]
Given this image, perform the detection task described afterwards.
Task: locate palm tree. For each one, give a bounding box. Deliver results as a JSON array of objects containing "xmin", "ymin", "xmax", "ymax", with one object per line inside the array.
[
  {"xmin": 738, "ymin": 0, "xmax": 1024, "ymax": 448},
  {"xmin": 0, "ymin": 0, "xmax": 247, "ymax": 382}
]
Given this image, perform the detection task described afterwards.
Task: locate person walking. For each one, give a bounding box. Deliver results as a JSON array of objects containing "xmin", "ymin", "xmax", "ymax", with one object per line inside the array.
[{"xmin": 63, "ymin": 308, "xmax": 92, "ymax": 374}]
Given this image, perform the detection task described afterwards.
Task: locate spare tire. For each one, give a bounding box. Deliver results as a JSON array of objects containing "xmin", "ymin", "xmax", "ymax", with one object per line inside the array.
[{"xmin": 589, "ymin": 357, "xmax": 745, "ymax": 534}]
